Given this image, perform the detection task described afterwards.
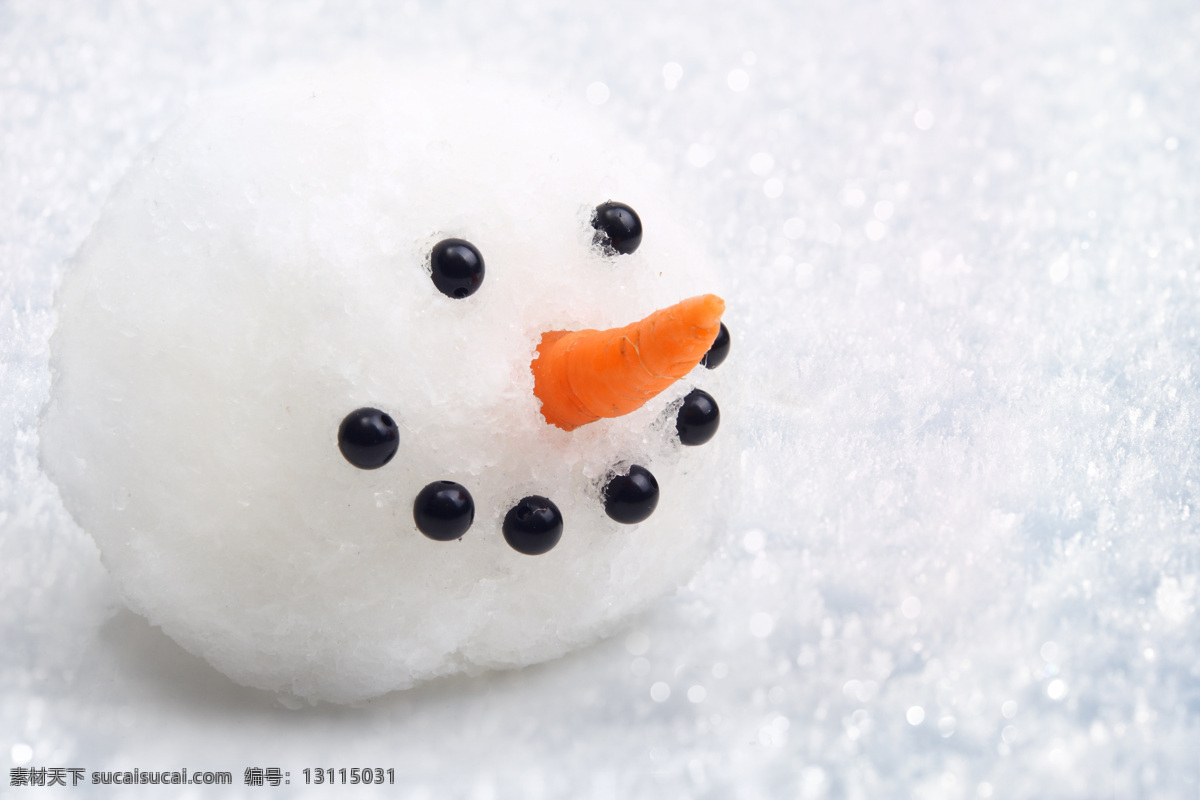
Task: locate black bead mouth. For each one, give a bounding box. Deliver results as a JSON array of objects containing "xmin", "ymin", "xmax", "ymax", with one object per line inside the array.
[
  {"xmin": 335, "ymin": 389, "xmax": 722, "ymax": 554},
  {"xmin": 414, "ymin": 480, "xmax": 475, "ymax": 541},
  {"xmin": 603, "ymin": 464, "xmax": 659, "ymax": 524},
  {"xmin": 337, "ymin": 407, "xmax": 400, "ymax": 469},
  {"xmin": 503, "ymin": 495, "xmax": 564, "ymax": 555},
  {"xmin": 676, "ymin": 389, "xmax": 720, "ymax": 446}
]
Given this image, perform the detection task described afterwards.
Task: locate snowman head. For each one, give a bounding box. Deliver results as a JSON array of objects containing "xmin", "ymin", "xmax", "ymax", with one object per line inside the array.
[{"xmin": 41, "ymin": 63, "xmax": 732, "ymax": 703}]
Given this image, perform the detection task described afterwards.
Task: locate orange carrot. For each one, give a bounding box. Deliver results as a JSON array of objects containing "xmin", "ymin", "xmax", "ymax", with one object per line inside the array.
[{"xmin": 532, "ymin": 294, "xmax": 726, "ymax": 431}]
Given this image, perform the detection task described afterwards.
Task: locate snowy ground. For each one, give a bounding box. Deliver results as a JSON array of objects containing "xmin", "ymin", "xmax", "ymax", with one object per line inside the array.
[{"xmin": 3, "ymin": 1, "xmax": 1200, "ymax": 797}]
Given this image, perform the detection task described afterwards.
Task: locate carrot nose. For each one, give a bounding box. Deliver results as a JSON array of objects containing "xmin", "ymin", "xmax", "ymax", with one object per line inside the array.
[{"xmin": 532, "ymin": 294, "xmax": 726, "ymax": 431}]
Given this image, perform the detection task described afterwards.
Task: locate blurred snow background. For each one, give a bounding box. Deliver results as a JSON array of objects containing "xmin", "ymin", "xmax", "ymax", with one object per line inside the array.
[{"xmin": 3, "ymin": 0, "xmax": 1199, "ymax": 797}]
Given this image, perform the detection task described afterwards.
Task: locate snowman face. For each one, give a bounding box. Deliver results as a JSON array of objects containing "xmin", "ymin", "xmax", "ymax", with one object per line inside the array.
[
  {"xmin": 338, "ymin": 212, "xmax": 725, "ymax": 552},
  {"xmin": 41, "ymin": 64, "xmax": 731, "ymax": 703}
]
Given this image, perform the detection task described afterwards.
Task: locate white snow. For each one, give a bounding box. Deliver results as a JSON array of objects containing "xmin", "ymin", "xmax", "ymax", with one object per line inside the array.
[
  {"xmin": 3, "ymin": 0, "xmax": 1200, "ymax": 797},
  {"xmin": 37, "ymin": 63, "xmax": 729, "ymax": 703}
]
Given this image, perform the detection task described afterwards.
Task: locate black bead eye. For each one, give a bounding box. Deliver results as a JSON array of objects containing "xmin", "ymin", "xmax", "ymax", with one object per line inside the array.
[
  {"xmin": 503, "ymin": 495, "xmax": 564, "ymax": 555},
  {"xmin": 591, "ymin": 201, "xmax": 643, "ymax": 255},
  {"xmin": 603, "ymin": 465, "xmax": 659, "ymax": 524},
  {"xmin": 413, "ymin": 480, "xmax": 475, "ymax": 541},
  {"xmin": 430, "ymin": 238, "xmax": 485, "ymax": 298},
  {"xmin": 700, "ymin": 323, "xmax": 731, "ymax": 369},
  {"xmin": 338, "ymin": 407, "xmax": 400, "ymax": 469},
  {"xmin": 676, "ymin": 389, "xmax": 719, "ymax": 446}
]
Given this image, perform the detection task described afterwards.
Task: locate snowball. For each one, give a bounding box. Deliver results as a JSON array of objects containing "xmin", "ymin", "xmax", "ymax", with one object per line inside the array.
[{"xmin": 39, "ymin": 62, "xmax": 731, "ymax": 704}]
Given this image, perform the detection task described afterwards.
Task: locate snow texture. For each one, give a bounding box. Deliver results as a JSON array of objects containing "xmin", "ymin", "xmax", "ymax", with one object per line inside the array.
[{"xmin": 3, "ymin": 0, "xmax": 1199, "ymax": 797}]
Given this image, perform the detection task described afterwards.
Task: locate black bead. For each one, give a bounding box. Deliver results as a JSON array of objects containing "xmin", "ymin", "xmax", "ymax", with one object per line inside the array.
[
  {"xmin": 603, "ymin": 465, "xmax": 659, "ymax": 524},
  {"xmin": 591, "ymin": 201, "xmax": 643, "ymax": 255},
  {"xmin": 413, "ymin": 480, "xmax": 475, "ymax": 541},
  {"xmin": 676, "ymin": 389, "xmax": 719, "ymax": 446},
  {"xmin": 503, "ymin": 495, "xmax": 564, "ymax": 555},
  {"xmin": 338, "ymin": 407, "xmax": 400, "ymax": 469},
  {"xmin": 700, "ymin": 322, "xmax": 731, "ymax": 369},
  {"xmin": 430, "ymin": 238, "xmax": 485, "ymax": 298}
]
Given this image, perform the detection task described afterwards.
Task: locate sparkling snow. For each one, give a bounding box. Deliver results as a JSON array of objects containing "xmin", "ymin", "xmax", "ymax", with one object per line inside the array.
[{"xmin": 3, "ymin": 0, "xmax": 1199, "ymax": 797}]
